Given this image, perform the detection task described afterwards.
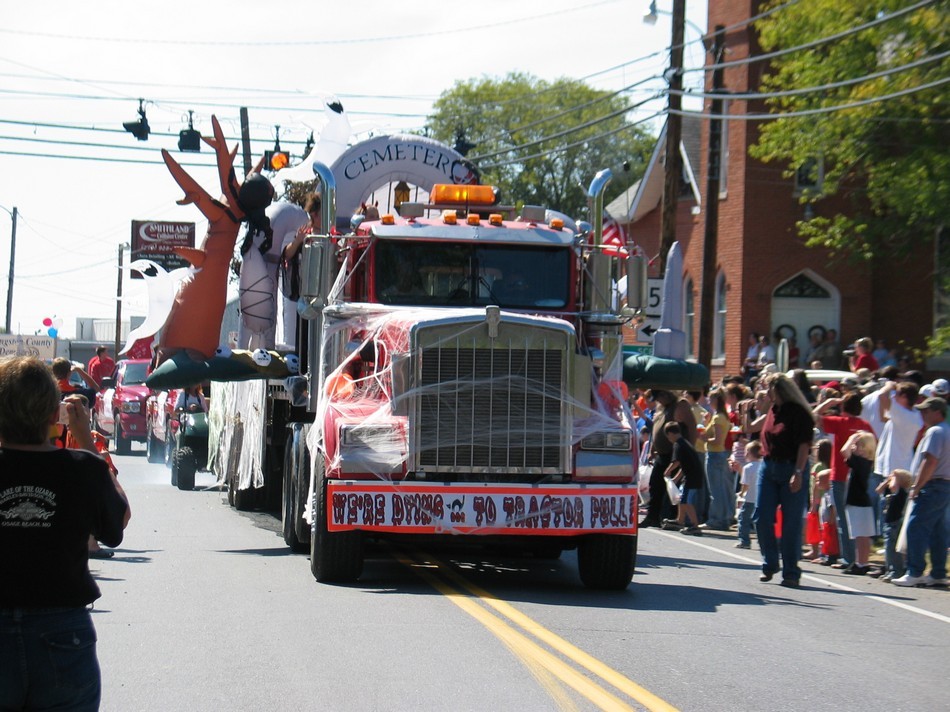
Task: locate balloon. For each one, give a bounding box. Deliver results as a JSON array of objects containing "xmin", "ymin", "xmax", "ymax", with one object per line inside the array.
[
  {"xmin": 47, "ymin": 327, "xmax": 58, "ymax": 338},
  {"xmin": 42, "ymin": 317, "xmax": 53, "ymax": 327}
]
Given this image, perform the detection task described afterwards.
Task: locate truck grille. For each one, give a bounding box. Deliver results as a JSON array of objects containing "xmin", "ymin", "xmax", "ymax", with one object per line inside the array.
[{"xmin": 413, "ymin": 323, "xmax": 570, "ymax": 477}]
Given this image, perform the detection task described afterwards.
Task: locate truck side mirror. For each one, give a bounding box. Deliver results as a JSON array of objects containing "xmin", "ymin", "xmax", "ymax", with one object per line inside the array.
[{"xmin": 100, "ymin": 377, "xmax": 115, "ymax": 390}]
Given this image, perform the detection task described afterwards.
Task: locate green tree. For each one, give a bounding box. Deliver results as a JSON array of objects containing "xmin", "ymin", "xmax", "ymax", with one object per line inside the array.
[
  {"xmin": 750, "ymin": 0, "xmax": 950, "ymax": 261},
  {"xmin": 426, "ymin": 72, "xmax": 654, "ymax": 218}
]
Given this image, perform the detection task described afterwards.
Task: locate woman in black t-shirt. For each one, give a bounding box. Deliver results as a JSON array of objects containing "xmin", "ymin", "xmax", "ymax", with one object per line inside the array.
[
  {"xmin": 0, "ymin": 356, "xmax": 129, "ymax": 710},
  {"xmin": 755, "ymin": 374, "xmax": 816, "ymax": 588}
]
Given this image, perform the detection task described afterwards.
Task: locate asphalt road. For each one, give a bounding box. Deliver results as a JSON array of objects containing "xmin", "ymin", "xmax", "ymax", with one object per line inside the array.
[{"xmin": 92, "ymin": 446, "xmax": 950, "ymax": 711}]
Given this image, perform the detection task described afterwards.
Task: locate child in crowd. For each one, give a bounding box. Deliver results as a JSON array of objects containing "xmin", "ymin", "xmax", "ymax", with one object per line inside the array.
[
  {"xmin": 736, "ymin": 440, "xmax": 761, "ymax": 549},
  {"xmin": 841, "ymin": 430, "xmax": 877, "ymax": 575},
  {"xmin": 809, "ymin": 439, "xmax": 839, "ymax": 565},
  {"xmin": 661, "ymin": 421, "xmax": 705, "ymax": 536},
  {"xmin": 804, "ymin": 439, "xmax": 833, "ymax": 561},
  {"xmin": 872, "ymin": 468, "xmax": 911, "ymax": 582}
]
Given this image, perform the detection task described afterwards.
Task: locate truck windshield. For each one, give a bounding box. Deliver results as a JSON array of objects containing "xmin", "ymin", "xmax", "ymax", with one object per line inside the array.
[
  {"xmin": 122, "ymin": 362, "xmax": 149, "ymax": 385},
  {"xmin": 374, "ymin": 241, "xmax": 570, "ymax": 309}
]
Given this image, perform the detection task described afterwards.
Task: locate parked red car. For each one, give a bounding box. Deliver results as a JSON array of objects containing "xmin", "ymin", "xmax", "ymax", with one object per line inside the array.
[{"xmin": 93, "ymin": 359, "xmax": 151, "ymax": 454}]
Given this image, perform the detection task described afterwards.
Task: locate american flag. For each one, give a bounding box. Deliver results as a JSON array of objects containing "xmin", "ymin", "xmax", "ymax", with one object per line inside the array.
[{"xmin": 599, "ymin": 215, "xmax": 628, "ymax": 257}]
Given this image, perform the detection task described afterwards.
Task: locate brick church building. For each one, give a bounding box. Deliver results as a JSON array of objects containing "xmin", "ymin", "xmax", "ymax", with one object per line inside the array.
[{"xmin": 608, "ymin": 0, "xmax": 946, "ymax": 381}]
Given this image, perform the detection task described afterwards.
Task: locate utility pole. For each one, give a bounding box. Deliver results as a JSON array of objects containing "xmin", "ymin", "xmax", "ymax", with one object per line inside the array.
[
  {"xmin": 658, "ymin": 0, "xmax": 685, "ymax": 277},
  {"xmin": 5, "ymin": 206, "xmax": 17, "ymax": 333},
  {"xmin": 698, "ymin": 26, "xmax": 727, "ymax": 369},
  {"xmin": 114, "ymin": 243, "xmax": 124, "ymax": 358},
  {"xmin": 240, "ymin": 107, "xmax": 252, "ymax": 176}
]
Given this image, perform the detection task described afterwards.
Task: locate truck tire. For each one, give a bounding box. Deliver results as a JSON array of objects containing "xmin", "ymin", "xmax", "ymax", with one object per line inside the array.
[
  {"xmin": 170, "ymin": 440, "xmax": 179, "ymax": 487},
  {"xmin": 164, "ymin": 420, "xmax": 173, "ymax": 468},
  {"xmin": 577, "ymin": 534, "xmax": 637, "ymax": 590},
  {"xmin": 281, "ymin": 432, "xmax": 307, "ymax": 552},
  {"xmin": 310, "ymin": 469, "xmax": 362, "ymax": 583},
  {"xmin": 175, "ymin": 446, "xmax": 197, "ymax": 491},
  {"xmin": 230, "ymin": 471, "xmax": 257, "ymax": 511},
  {"xmin": 146, "ymin": 428, "xmax": 163, "ymax": 464},
  {"xmin": 114, "ymin": 422, "xmax": 131, "ymax": 455}
]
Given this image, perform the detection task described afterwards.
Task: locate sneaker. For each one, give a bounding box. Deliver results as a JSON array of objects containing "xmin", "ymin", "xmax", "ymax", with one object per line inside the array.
[
  {"xmin": 925, "ymin": 576, "xmax": 950, "ymax": 587},
  {"xmin": 681, "ymin": 526, "xmax": 703, "ymax": 536},
  {"xmin": 891, "ymin": 573, "xmax": 928, "ymax": 587},
  {"xmin": 639, "ymin": 518, "xmax": 660, "ymax": 528},
  {"xmin": 881, "ymin": 572, "xmax": 894, "ymax": 583},
  {"xmin": 780, "ymin": 578, "xmax": 800, "ymax": 588},
  {"xmin": 735, "ymin": 542, "xmax": 751, "ymax": 549},
  {"xmin": 867, "ymin": 567, "xmax": 885, "ymax": 578},
  {"xmin": 819, "ymin": 557, "xmax": 839, "ymax": 567},
  {"xmin": 843, "ymin": 564, "xmax": 870, "ymax": 575},
  {"xmin": 661, "ymin": 519, "xmax": 685, "ymax": 531}
]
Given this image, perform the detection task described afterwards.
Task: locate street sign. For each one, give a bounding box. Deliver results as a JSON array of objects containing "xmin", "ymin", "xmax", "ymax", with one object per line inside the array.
[
  {"xmin": 646, "ymin": 278, "xmax": 663, "ymax": 318},
  {"xmin": 636, "ymin": 317, "xmax": 661, "ymax": 344}
]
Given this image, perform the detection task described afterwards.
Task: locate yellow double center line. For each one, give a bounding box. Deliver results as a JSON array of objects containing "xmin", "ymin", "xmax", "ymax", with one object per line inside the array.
[{"xmin": 395, "ymin": 549, "xmax": 678, "ymax": 712}]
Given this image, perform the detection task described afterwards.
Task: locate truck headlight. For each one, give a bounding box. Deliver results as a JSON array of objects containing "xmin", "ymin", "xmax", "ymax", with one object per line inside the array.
[
  {"xmin": 120, "ymin": 401, "xmax": 142, "ymax": 413},
  {"xmin": 580, "ymin": 431, "xmax": 631, "ymax": 451},
  {"xmin": 340, "ymin": 424, "xmax": 402, "ymax": 448}
]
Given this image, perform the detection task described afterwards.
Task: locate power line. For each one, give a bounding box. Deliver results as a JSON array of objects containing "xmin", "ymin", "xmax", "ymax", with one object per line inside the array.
[
  {"xmin": 667, "ymin": 76, "xmax": 950, "ymax": 121},
  {"xmin": 481, "ymin": 111, "xmax": 665, "ymax": 170},
  {"xmin": 0, "ymin": 0, "xmax": 624, "ymax": 47},
  {"xmin": 667, "ymin": 50, "xmax": 950, "ymax": 102},
  {"xmin": 0, "ymin": 149, "xmax": 215, "ymax": 166},
  {"xmin": 470, "ymin": 94, "xmax": 662, "ymax": 162},
  {"xmin": 682, "ymin": 0, "xmax": 937, "ymax": 75},
  {"xmin": 0, "ymin": 88, "xmax": 432, "ymax": 120},
  {"xmin": 448, "ymin": 75, "xmax": 664, "ymax": 152}
]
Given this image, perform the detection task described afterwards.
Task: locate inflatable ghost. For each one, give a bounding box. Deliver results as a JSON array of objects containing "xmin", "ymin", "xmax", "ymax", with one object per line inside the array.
[
  {"xmin": 270, "ymin": 100, "xmax": 351, "ymax": 188},
  {"xmin": 121, "ymin": 259, "xmax": 194, "ymax": 355}
]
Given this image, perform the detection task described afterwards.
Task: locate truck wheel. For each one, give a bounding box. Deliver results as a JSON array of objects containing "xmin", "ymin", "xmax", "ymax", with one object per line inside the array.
[
  {"xmin": 533, "ymin": 544, "xmax": 563, "ymax": 560},
  {"xmin": 170, "ymin": 441, "xmax": 179, "ymax": 487},
  {"xmin": 114, "ymin": 422, "xmax": 131, "ymax": 455},
  {"xmin": 146, "ymin": 428, "xmax": 163, "ymax": 464},
  {"xmin": 175, "ymin": 446, "xmax": 197, "ymax": 491},
  {"xmin": 310, "ymin": 470, "xmax": 362, "ymax": 583},
  {"xmin": 281, "ymin": 433, "xmax": 308, "ymax": 551},
  {"xmin": 577, "ymin": 534, "xmax": 637, "ymax": 590},
  {"xmin": 230, "ymin": 471, "xmax": 257, "ymax": 511},
  {"xmin": 163, "ymin": 420, "xmax": 173, "ymax": 467}
]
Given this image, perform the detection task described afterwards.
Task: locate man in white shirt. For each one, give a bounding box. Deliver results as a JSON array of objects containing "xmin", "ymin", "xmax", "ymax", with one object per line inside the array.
[
  {"xmin": 873, "ymin": 381, "xmax": 922, "ymax": 534},
  {"xmin": 893, "ymin": 397, "xmax": 950, "ymax": 587}
]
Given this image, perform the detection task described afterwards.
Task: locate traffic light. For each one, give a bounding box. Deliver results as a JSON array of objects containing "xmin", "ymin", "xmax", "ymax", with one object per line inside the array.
[
  {"xmin": 263, "ymin": 149, "xmax": 290, "ymax": 171},
  {"xmin": 123, "ymin": 99, "xmax": 150, "ymax": 141},
  {"xmin": 178, "ymin": 128, "xmax": 201, "ymax": 152},
  {"xmin": 178, "ymin": 110, "xmax": 201, "ymax": 152}
]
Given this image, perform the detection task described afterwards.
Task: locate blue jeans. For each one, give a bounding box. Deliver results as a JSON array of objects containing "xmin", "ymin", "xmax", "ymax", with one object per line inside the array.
[
  {"xmin": 831, "ymin": 479, "xmax": 855, "ymax": 565},
  {"xmin": 704, "ymin": 450, "xmax": 734, "ymax": 529},
  {"xmin": 868, "ymin": 472, "xmax": 884, "ymax": 537},
  {"xmin": 883, "ymin": 520, "xmax": 905, "ymax": 577},
  {"xmin": 737, "ymin": 500, "xmax": 756, "ymax": 546},
  {"xmin": 0, "ymin": 607, "xmax": 100, "ymax": 711},
  {"xmin": 755, "ymin": 459, "xmax": 810, "ymax": 582},
  {"xmin": 905, "ymin": 479, "xmax": 950, "ymax": 579}
]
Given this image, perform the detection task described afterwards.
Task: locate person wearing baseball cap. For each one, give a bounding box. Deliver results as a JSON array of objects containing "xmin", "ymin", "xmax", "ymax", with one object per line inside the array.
[
  {"xmin": 892, "ymin": 396, "xmax": 950, "ymax": 586},
  {"xmin": 931, "ymin": 378, "xmax": 949, "ymax": 398}
]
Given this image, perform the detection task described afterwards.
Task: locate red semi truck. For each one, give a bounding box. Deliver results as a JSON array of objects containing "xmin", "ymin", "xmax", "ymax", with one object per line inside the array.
[{"xmin": 210, "ymin": 146, "xmax": 649, "ymax": 589}]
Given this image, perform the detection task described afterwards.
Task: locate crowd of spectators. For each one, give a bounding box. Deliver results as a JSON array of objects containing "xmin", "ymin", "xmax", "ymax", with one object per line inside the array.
[{"xmin": 631, "ymin": 335, "xmax": 949, "ymax": 590}]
